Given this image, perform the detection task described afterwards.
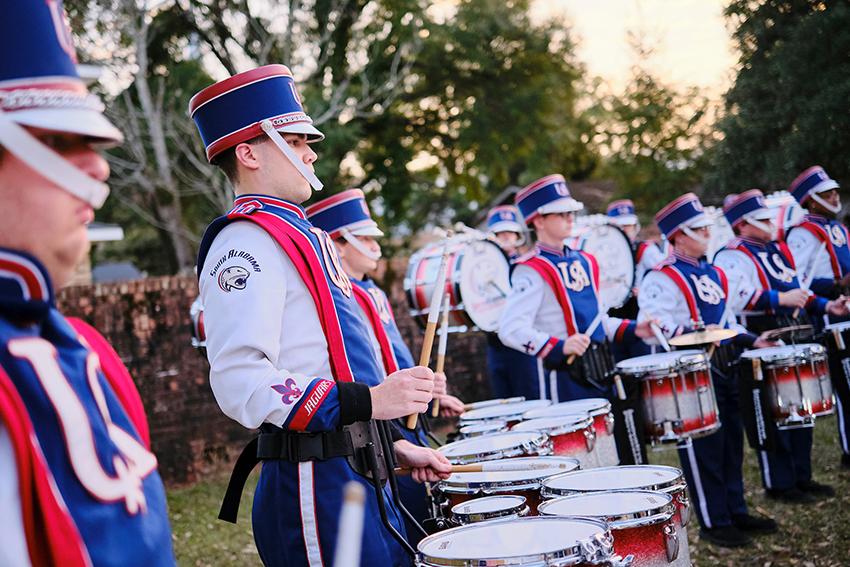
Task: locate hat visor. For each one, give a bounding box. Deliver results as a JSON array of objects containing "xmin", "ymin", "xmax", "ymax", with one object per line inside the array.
[
  {"xmin": 10, "ymin": 108, "xmax": 123, "ymax": 147},
  {"xmin": 346, "ymin": 223, "xmax": 384, "ymax": 237},
  {"xmin": 609, "ymin": 214, "xmax": 638, "ymax": 226},
  {"xmin": 277, "ymin": 122, "xmax": 325, "ymax": 142},
  {"xmin": 538, "ymin": 198, "xmax": 584, "ymax": 215},
  {"xmin": 686, "ymin": 213, "xmax": 713, "ymax": 229},
  {"xmin": 489, "ymin": 221, "xmax": 524, "ymax": 234},
  {"xmin": 747, "ymin": 207, "xmax": 775, "ymax": 221},
  {"xmin": 813, "ymin": 179, "xmax": 840, "ymax": 194}
]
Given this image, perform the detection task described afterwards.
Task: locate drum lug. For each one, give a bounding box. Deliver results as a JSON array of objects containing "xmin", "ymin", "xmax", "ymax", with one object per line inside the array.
[
  {"xmin": 663, "ymin": 522, "xmax": 679, "ymax": 562},
  {"xmin": 585, "ymin": 426, "xmax": 597, "ymax": 453},
  {"xmin": 605, "ymin": 412, "xmax": 616, "ymax": 435},
  {"xmin": 677, "ymin": 493, "xmax": 691, "ymax": 527}
]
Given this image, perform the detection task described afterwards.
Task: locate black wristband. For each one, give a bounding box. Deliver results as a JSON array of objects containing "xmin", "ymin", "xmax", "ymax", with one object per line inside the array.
[{"xmin": 338, "ymin": 382, "xmax": 372, "ymax": 425}]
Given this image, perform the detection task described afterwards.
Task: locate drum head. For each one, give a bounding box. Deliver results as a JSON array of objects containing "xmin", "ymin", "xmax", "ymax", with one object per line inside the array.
[
  {"xmin": 577, "ymin": 224, "xmax": 634, "ymax": 310},
  {"xmin": 615, "ymin": 350, "xmax": 704, "ymax": 375},
  {"xmin": 438, "ymin": 431, "xmax": 549, "ymax": 462},
  {"xmin": 538, "ymin": 490, "xmax": 673, "ymax": 522},
  {"xmin": 416, "ymin": 517, "xmax": 611, "ymax": 565},
  {"xmin": 825, "ymin": 320, "xmax": 850, "ymax": 333},
  {"xmin": 513, "ymin": 415, "xmax": 592, "ymax": 434},
  {"xmin": 457, "ymin": 239, "xmax": 511, "ymax": 331},
  {"xmin": 461, "ymin": 399, "xmax": 552, "ymax": 422},
  {"xmin": 740, "ymin": 343, "xmax": 824, "ymax": 362},
  {"xmin": 523, "ymin": 398, "xmax": 610, "ymax": 420},
  {"xmin": 543, "ymin": 465, "xmax": 684, "ymax": 493},
  {"xmin": 451, "ymin": 494, "xmax": 527, "ymax": 523},
  {"xmin": 439, "ymin": 457, "xmax": 581, "ymax": 490},
  {"xmin": 459, "ymin": 421, "xmax": 508, "ymax": 437}
]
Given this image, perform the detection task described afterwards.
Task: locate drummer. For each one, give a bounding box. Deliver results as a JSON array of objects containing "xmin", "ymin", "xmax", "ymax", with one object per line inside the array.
[
  {"xmin": 484, "ymin": 205, "xmax": 540, "ymax": 400},
  {"xmin": 638, "ymin": 193, "xmax": 777, "ymax": 548},
  {"xmin": 785, "ymin": 166, "xmax": 850, "ymax": 469},
  {"xmin": 715, "ymin": 190, "xmax": 845, "ymax": 502},
  {"xmin": 306, "ymin": 188, "xmax": 461, "ymax": 544},
  {"xmin": 497, "ymin": 174, "xmax": 656, "ymax": 464}
]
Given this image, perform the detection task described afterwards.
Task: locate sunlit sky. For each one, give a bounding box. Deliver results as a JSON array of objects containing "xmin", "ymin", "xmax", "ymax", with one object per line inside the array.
[{"xmin": 532, "ymin": 0, "xmax": 738, "ymax": 96}]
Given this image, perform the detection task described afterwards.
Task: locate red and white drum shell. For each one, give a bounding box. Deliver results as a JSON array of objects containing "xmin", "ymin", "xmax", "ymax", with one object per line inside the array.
[
  {"xmin": 434, "ymin": 456, "xmax": 580, "ymax": 515},
  {"xmin": 541, "ymin": 465, "xmax": 691, "ymax": 566},
  {"xmin": 616, "ymin": 350, "xmax": 720, "ymax": 444},
  {"xmin": 459, "ymin": 399, "xmax": 552, "ymax": 428},
  {"xmin": 463, "ymin": 397, "xmax": 526, "ymax": 412},
  {"xmin": 404, "ymin": 238, "xmax": 510, "ymax": 332},
  {"xmin": 740, "ymin": 344, "xmax": 834, "ymax": 428},
  {"xmin": 523, "ymin": 398, "xmax": 618, "ymax": 466},
  {"xmin": 415, "ymin": 517, "xmax": 622, "ymax": 567},
  {"xmin": 511, "ymin": 415, "xmax": 596, "ymax": 469},
  {"xmin": 449, "ymin": 494, "xmax": 529, "ymax": 525},
  {"xmin": 458, "ymin": 420, "xmax": 509, "ymax": 439},
  {"xmin": 438, "ymin": 431, "xmax": 552, "ymax": 465},
  {"xmin": 539, "ymin": 490, "xmax": 682, "ymax": 567}
]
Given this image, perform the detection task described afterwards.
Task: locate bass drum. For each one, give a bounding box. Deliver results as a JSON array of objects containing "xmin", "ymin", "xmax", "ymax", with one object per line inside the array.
[
  {"xmin": 574, "ymin": 224, "xmax": 634, "ymax": 310},
  {"xmin": 405, "ymin": 237, "xmax": 510, "ymax": 332}
]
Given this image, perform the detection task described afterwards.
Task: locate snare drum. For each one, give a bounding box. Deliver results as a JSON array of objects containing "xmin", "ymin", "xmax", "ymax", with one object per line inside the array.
[
  {"xmin": 740, "ymin": 344, "xmax": 834, "ymax": 428},
  {"xmin": 458, "ymin": 420, "xmax": 508, "ymax": 439},
  {"xmin": 539, "ymin": 490, "xmax": 682, "ymax": 566},
  {"xmin": 459, "ymin": 399, "xmax": 552, "ymax": 428},
  {"xmin": 438, "ymin": 431, "xmax": 552, "ymax": 465},
  {"xmin": 435, "ymin": 456, "xmax": 580, "ymax": 515},
  {"xmin": 463, "ymin": 397, "xmax": 526, "ymax": 411},
  {"xmin": 617, "ymin": 350, "xmax": 720, "ymax": 444},
  {"xmin": 416, "ymin": 517, "xmax": 623, "ymax": 567},
  {"xmin": 450, "ymin": 494, "xmax": 529, "ymax": 525},
  {"xmin": 523, "ymin": 398, "xmax": 618, "ymax": 466},
  {"xmin": 405, "ymin": 237, "xmax": 510, "ymax": 332},
  {"xmin": 512, "ymin": 415, "xmax": 596, "ymax": 469},
  {"xmin": 541, "ymin": 465, "xmax": 691, "ymax": 566}
]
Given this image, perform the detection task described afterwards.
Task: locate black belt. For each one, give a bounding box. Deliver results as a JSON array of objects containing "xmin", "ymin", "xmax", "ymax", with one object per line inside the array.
[{"xmin": 218, "ymin": 427, "xmax": 355, "ymax": 523}]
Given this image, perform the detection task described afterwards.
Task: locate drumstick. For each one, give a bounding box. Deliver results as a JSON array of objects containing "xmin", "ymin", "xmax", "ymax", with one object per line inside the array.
[
  {"xmin": 407, "ymin": 242, "xmax": 451, "ymax": 429},
  {"xmin": 394, "ymin": 461, "xmax": 577, "ymax": 476},
  {"xmin": 463, "ymin": 397, "xmax": 525, "ymax": 411},
  {"xmin": 650, "ymin": 321, "xmax": 671, "ymax": 352},
  {"xmin": 793, "ymin": 242, "xmax": 825, "ymax": 318},
  {"xmin": 567, "ymin": 312, "xmax": 604, "ymax": 365},
  {"xmin": 332, "ymin": 481, "xmax": 366, "ymax": 567},
  {"xmin": 431, "ymin": 293, "xmax": 451, "ymax": 417}
]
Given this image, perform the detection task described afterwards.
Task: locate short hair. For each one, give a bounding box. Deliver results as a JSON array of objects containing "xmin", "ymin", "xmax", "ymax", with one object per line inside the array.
[{"xmin": 213, "ymin": 134, "xmax": 267, "ymax": 185}]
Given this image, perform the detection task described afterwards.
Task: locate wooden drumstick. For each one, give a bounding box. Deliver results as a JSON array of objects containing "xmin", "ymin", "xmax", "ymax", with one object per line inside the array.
[
  {"xmin": 431, "ymin": 292, "xmax": 452, "ymax": 417},
  {"xmin": 407, "ymin": 243, "xmax": 451, "ymax": 429},
  {"xmin": 567, "ymin": 312, "xmax": 603, "ymax": 365},
  {"xmin": 794, "ymin": 241, "xmax": 825, "ymax": 319},
  {"xmin": 332, "ymin": 481, "xmax": 366, "ymax": 567},
  {"xmin": 394, "ymin": 460, "xmax": 577, "ymax": 476}
]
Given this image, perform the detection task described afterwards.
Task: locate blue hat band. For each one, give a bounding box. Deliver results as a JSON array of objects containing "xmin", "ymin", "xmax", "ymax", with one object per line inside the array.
[
  {"xmin": 725, "ymin": 196, "xmax": 765, "ymax": 226},
  {"xmin": 309, "ymin": 199, "xmax": 373, "ymax": 236},
  {"xmin": 658, "ymin": 201, "xmax": 704, "ymax": 237},
  {"xmin": 517, "ymin": 183, "xmax": 569, "ymax": 222}
]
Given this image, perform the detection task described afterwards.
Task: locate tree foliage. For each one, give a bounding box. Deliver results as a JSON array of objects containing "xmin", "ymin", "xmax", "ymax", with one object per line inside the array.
[{"xmin": 705, "ymin": 0, "xmax": 850, "ymax": 197}]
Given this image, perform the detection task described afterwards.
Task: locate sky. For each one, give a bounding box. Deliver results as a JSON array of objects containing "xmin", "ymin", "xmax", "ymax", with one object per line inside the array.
[{"xmin": 532, "ymin": 0, "xmax": 738, "ymax": 96}]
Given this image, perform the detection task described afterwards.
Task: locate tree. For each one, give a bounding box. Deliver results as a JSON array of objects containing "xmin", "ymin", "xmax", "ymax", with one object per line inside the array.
[{"xmin": 705, "ymin": 0, "xmax": 850, "ymax": 197}]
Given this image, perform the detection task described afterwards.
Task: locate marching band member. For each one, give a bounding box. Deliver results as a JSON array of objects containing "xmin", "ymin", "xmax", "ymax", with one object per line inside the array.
[
  {"xmin": 638, "ymin": 193, "xmax": 777, "ymax": 548},
  {"xmin": 715, "ymin": 190, "xmax": 845, "ymax": 502},
  {"xmin": 191, "ymin": 66, "xmax": 449, "ymax": 567},
  {"xmin": 498, "ymin": 175, "xmax": 655, "ymax": 464},
  {"xmin": 484, "ymin": 205, "xmax": 539, "ymax": 399},
  {"xmin": 306, "ymin": 188, "xmax": 458, "ymax": 544},
  {"xmin": 0, "ymin": 2, "xmax": 176, "ymax": 564},
  {"xmin": 785, "ymin": 166, "xmax": 850, "ymax": 469}
]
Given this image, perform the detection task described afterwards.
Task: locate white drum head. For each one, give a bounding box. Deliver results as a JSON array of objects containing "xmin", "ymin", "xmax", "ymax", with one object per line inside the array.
[
  {"xmin": 741, "ymin": 343, "xmax": 824, "ymax": 362},
  {"xmin": 438, "ymin": 431, "xmax": 549, "ymax": 462},
  {"xmin": 576, "ymin": 224, "xmax": 634, "ymax": 310},
  {"xmin": 539, "ymin": 490, "xmax": 673, "ymax": 520},
  {"xmin": 461, "ymin": 399, "xmax": 552, "ymax": 422},
  {"xmin": 825, "ymin": 320, "xmax": 850, "ymax": 332},
  {"xmin": 513, "ymin": 415, "xmax": 592, "ymax": 435},
  {"xmin": 543, "ymin": 465, "xmax": 684, "ymax": 493},
  {"xmin": 523, "ymin": 398, "xmax": 610, "ymax": 420},
  {"xmin": 615, "ymin": 350, "xmax": 705, "ymax": 375},
  {"xmin": 456, "ymin": 239, "xmax": 511, "ymax": 332},
  {"xmin": 440, "ymin": 457, "xmax": 581, "ymax": 490}
]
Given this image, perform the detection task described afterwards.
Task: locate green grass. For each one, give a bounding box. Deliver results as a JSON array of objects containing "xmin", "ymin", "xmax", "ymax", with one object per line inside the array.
[{"xmin": 168, "ymin": 421, "xmax": 850, "ymax": 566}]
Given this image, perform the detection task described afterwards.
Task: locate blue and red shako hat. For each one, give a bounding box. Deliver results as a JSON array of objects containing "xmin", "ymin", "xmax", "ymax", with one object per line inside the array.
[
  {"xmin": 722, "ymin": 189, "xmax": 773, "ymax": 227},
  {"xmin": 306, "ymin": 189, "xmax": 383, "ymax": 239},
  {"xmin": 189, "ymin": 64, "xmax": 324, "ymax": 163},
  {"xmin": 606, "ymin": 199, "xmax": 638, "ymax": 226},
  {"xmin": 789, "ymin": 166, "xmax": 839, "ymax": 205},
  {"xmin": 655, "ymin": 193, "xmax": 712, "ymax": 238},
  {"xmin": 515, "ymin": 174, "xmax": 583, "ymax": 225},
  {"xmin": 0, "ymin": 0, "xmax": 121, "ymax": 143},
  {"xmin": 487, "ymin": 205, "xmax": 524, "ymax": 234}
]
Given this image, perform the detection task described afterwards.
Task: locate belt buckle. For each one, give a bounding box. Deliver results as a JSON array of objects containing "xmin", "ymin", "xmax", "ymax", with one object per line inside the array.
[{"xmin": 291, "ymin": 433, "xmax": 325, "ymax": 462}]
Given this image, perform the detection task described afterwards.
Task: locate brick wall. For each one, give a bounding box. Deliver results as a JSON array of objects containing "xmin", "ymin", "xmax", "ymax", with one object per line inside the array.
[{"xmin": 56, "ymin": 266, "xmax": 493, "ymax": 485}]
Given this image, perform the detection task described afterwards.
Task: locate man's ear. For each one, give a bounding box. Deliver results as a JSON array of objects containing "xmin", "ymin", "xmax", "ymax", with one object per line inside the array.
[
  {"xmin": 234, "ymin": 142, "xmax": 262, "ymax": 171},
  {"xmin": 531, "ymin": 216, "xmax": 545, "ymax": 233}
]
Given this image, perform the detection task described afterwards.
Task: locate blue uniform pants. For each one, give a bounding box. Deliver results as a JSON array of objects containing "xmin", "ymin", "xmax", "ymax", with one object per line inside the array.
[
  {"xmin": 757, "ymin": 427, "xmax": 813, "ymax": 491},
  {"xmin": 395, "ymin": 422, "xmax": 430, "ymax": 546},
  {"xmin": 677, "ymin": 371, "xmax": 748, "ymax": 529},
  {"xmin": 486, "ymin": 340, "xmax": 541, "ymax": 400}
]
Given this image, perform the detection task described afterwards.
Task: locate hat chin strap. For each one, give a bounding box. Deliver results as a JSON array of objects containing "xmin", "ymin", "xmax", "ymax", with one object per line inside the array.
[
  {"xmin": 744, "ymin": 216, "xmax": 774, "ymax": 236},
  {"xmin": 0, "ymin": 108, "xmax": 110, "ymax": 208},
  {"xmin": 260, "ymin": 120, "xmax": 324, "ymax": 191},
  {"xmin": 811, "ymin": 192, "xmax": 842, "ymax": 214},
  {"xmin": 682, "ymin": 225, "xmax": 709, "ymax": 246},
  {"xmin": 341, "ymin": 228, "xmax": 381, "ymax": 261}
]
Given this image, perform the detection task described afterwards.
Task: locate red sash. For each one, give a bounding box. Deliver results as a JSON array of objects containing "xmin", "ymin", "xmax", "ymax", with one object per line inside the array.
[
  {"xmin": 798, "ymin": 221, "xmax": 841, "ymax": 279},
  {"xmin": 352, "ymin": 285, "xmax": 399, "ymax": 374},
  {"xmin": 520, "ymin": 256, "xmax": 578, "ymax": 335}
]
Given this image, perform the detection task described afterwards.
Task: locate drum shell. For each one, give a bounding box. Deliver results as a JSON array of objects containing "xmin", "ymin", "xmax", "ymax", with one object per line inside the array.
[
  {"xmin": 538, "ymin": 490, "xmax": 684, "ymax": 567},
  {"xmin": 450, "ymin": 494, "xmax": 529, "ymax": 525},
  {"xmin": 512, "ymin": 416, "xmax": 597, "ymax": 470},
  {"xmin": 522, "ymin": 399, "xmax": 618, "ymax": 467}
]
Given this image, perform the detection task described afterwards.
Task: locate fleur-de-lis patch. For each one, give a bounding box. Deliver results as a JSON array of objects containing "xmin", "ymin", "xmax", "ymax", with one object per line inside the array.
[{"xmin": 272, "ymin": 378, "xmax": 303, "ymax": 405}]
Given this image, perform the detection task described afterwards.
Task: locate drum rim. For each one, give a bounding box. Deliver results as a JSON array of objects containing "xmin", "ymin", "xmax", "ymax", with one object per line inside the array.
[
  {"xmin": 740, "ymin": 343, "xmax": 826, "ymax": 363},
  {"xmin": 438, "ymin": 431, "xmax": 551, "ymax": 464},
  {"xmin": 458, "ymin": 420, "xmax": 508, "ymax": 434},
  {"xmin": 450, "ymin": 495, "xmax": 530, "ymax": 524},
  {"xmin": 615, "ymin": 350, "xmax": 707, "ymax": 375},
  {"xmin": 825, "ymin": 320, "xmax": 850, "ymax": 332},
  {"xmin": 463, "ymin": 397, "xmax": 526, "ymax": 411},
  {"xmin": 416, "ymin": 516, "xmax": 614, "ymax": 566},
  {"xmin": 438, "ymin": 456, "xmax": 581, "ymax": 492},
  {"xmin": 523, "ymin": 398, "xmax": 611, "ymax": 420},
  {"xmin": 537, "ymin": 490, "xmax": 675, "ymax": 529},
  {"xmin": 540, "ymin": 465, "xmax": 686, "ymax": 495},
  {"xmin": 512, "ymin": 414, "xmax": 594, "ymax": 436},
  {"xmin": 460, "ymin": 399, "xmax": 552, "ymax": 422}
]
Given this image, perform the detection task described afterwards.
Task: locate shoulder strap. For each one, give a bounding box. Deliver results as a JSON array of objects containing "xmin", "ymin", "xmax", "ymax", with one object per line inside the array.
[
  {"xmin": 798, "ymin": 221, "xmax": 841, "ymax": 279},
  {"xmin": 659, "ymin": 265, "xmax": 699, "ymax": 322},
  {"xmin": 732, "ymin": 244, "xmax": 770, "ymax": 291},
  {"xmin": 520, "ymin": 256, "xmax": 577, "ymax": 335},
  {"xmin": 67, "ymin": 317, "xmax": 150, "ymax": 448},
  {"xmin": 351, "ymin": 285, "xmax": 399, "ymax": 374}
]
